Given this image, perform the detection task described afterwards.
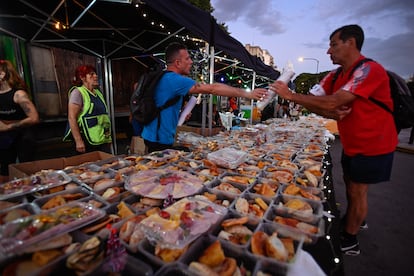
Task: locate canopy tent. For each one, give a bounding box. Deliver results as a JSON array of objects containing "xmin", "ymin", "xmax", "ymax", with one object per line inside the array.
[
  {"xmin": 0, "ymin": 0, "xmax": 279, "ymax": 78},
  {"xmin": 0, "ymin": 0, "xmax": 280, "ymax": 152}
]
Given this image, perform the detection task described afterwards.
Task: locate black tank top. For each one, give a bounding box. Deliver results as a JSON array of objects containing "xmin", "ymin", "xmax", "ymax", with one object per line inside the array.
[{"xmin": 0, "ymin": 89, "xmax": 27, "ymax": 120}]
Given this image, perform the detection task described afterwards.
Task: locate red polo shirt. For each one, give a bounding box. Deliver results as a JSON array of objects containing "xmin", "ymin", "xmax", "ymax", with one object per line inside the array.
[{"xmin": 321, "ymin": 56, "xmax": 398, "ymax": 156}]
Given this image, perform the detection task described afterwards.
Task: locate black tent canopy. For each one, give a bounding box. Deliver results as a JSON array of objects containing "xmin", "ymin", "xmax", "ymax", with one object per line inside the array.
[
  {"xmin": 0, "ymin": 0, "xmax": 279, "ymax": 79},
  {"xmin": 0, "ymin": 0, "xmax": 280, "ymax": 152}
]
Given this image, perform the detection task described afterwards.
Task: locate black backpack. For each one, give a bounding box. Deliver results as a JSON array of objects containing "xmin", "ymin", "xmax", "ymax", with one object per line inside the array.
[
  {"xmin": 331, "ymin": 58, "xmax": 414, "ymax": 131},
  {"xmin": 130, "ymin": 67, "xmax": 180, "ymax": 128}
]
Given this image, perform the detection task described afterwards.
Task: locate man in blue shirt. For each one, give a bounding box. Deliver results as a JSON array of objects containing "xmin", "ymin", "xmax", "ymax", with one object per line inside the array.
[{"xmin": 142, "ymin": 42, "xmax": 267, "ymax": 153}]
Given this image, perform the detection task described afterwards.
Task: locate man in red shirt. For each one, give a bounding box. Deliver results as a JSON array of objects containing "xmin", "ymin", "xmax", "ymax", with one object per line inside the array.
[{"xmin": 271, "ymin": 24, "xmax": 397, "ymax": 256}]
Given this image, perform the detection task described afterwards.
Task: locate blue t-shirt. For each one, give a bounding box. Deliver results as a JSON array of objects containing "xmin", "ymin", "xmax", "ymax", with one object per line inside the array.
[{"xmin": 141, "ymin": 72, "xmax": 196, "ymax": 145}]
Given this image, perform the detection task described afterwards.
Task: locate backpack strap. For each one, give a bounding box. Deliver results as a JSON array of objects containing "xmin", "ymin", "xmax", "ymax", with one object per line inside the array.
[
  {"xmin": 330, "ymin": 58, "xmax": 393, "ymax": 114},
  {"xmin": 330, "ymin": 58, "xmax": 373, "ymax": 91}
]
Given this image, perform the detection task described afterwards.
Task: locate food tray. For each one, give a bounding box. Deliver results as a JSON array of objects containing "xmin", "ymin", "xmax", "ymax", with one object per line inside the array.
[
  {"xmin": 125, "ymin": 169, "xmax": 204, "ymax": 199},
  {"xmin": 265, "ymin": 206, "xmax": 325, "ymax": 244},
  {"xmin": 0, "ymin": 203, "xmax": 39, "ymax": 226},
  {"xmin": 0, "ymin": 201, "xmax": 105, "ymax": 258},
  {"xmin": 0, "ymin": 170, "xmax": 72, "ymax": 201},
  {"xmin": 138, "ymin": 237, "xmax": 195, "ymax": 268},
  {"xmin": 207, "ymin": 179, "xmax": 246, "ymax": 199},
  {"xmin": 139, "ymin": 197, "xmax": 227, "ymax": 249},
  {"xmin": 182, "ymin": 235, "xmax": 257, "ymax": 275},
  {"xmin": 246, "ymin": 222, "xmax": 304, "ymax": 273},
  {"xmin": 248, "ymin": 177, "xmax": 280, "ymax": 200},
  {"xmin": 207, "ymin": 147, "xmax": 248, "ymax": 169},
  {"xmin": 279, "ymin": 183, "xmax": 325, "ymax": 202},
  {"xmin": 272, "ymin": 194, "xmax": 323, "ymax": 224},
  {"xmin": 230, "ymin": 193, "xmax": 271, "ymax": 224},
  {"xmin": 31, "ymin": 181, "xmax": 81, "ymax": 198},
  {"xmin": 93, "ymin": 156, "xmax": 133, "ymax": 172},
  {"xmin": 88, "ymin": 254, "xmax": 154, "ymax": 276},
  {"xmin": 214, "ymin": 211, "xmax": 257, "ymax": 250},
  {"xmin": 145, "ymin": 149, "xmax": 187, "ymax": 162},
  {"xmin": 33, "ymin": 186, "xmax": 92, "ymax": 210}
]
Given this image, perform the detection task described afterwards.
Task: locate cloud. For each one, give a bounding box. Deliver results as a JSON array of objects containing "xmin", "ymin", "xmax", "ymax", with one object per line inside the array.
[
  {"xmin": 365, "ymin": 32, "xmax": 414, "ymax": 78},
  {"xmin": 211, "ymin": 0, "xmax": 285, "ymax": 34},
  {"xmin": 211, "ymin": 0, "xmax": 414, "ymax": 78}
]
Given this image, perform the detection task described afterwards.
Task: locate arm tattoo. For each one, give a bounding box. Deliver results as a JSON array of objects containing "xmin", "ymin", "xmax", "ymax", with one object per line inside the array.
[{"xmin": 20, "ymin": 102, "xmax": 31, "ymax": 115}]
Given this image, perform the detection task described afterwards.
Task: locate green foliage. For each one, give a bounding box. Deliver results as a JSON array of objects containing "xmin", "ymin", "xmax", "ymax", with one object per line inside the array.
[
  {"xmin": 187, "ymin": 0, "xmax": 213, "ymax": 12},
  {"xmin": 293, "ymin": 71, "xmax": 330, "ymax": 94},
  {"xmin": 186, "ymin": 0, "xmax": 229, "ymax": 33}
]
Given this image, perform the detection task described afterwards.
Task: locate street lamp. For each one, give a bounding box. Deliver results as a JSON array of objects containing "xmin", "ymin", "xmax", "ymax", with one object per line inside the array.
[{"xmin": 298, "ymin": 57, "xmax": 319, "ymax": 74}]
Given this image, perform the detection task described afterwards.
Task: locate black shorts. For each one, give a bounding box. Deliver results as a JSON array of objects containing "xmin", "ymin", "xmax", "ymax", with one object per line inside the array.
[{"xmin": 341, "ymin": 151, "xmax": 394, "ymax": 184}]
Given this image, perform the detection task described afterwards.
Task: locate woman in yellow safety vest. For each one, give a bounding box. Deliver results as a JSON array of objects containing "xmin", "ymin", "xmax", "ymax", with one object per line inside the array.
[{"xmin": 63, "ymin": 65, "xmax": 112, "ymax": 154}]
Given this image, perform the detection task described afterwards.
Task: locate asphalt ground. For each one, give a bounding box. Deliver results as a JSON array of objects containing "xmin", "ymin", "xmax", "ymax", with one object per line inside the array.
[{"xmin": 330, "ymin": 128, "xmax": 414, "ymax": 276}]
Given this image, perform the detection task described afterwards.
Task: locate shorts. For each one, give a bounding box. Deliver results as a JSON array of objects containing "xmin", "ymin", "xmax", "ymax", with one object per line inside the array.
[{"xmin": 341, "ymin": 151, "xmax": 394, "ymax": 184}]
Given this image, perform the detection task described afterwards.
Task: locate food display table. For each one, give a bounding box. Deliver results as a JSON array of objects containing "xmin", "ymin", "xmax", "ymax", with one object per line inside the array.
[{"xmin": 0, "ymin": 117, "xmax": 344, "ymax": 275}]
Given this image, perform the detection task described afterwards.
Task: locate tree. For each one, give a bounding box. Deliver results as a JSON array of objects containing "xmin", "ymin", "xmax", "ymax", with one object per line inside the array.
[
  {"xmin": 187, "ymin": 0, "xmax": 213, "ymax": 13},
  {"xmin": 187, "ymin": 0, "xmax": 229, "ymax": 33},
  {"xmin": 293, "ymin": 71, "xmax": 329, "ymax": 94}
]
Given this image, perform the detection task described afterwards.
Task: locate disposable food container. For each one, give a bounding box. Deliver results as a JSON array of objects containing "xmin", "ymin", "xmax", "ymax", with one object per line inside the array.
[
  {"xmin": 213, "ymin": 211, "xmax": 258, "ymax": 250},
  {"xmin": 207, "ymin": 179, "xmax": 246, "ymax": 199},
  {"xmin": 139, "ymin": 197, "xmax": 227, "ymax": 249},
  {"xmin": 0, "ymin": 170, "xmax": 72, "ymax": 201},
  {"xmin": 265, "ymin": 205, "xmax": 325, "ymax": 244},
  {"xmin": 230, "ymin": 193, "xmax": 271, "ymax": 224},
  {"xmin": 182, "ymin": 235, "xmax": 257, "ymax": 275},
  {"xmin": 279, "ymin": 183, "xmax": 325, "ymax": 202},
  {"xmin": 272, "ymin": 194, "xmax": 323, "ymax": 224},
  {"xmin": 248, "ymin": 177, "xmax": 280, "ymax": 200},
  {"xmin": 246, "ymin": 222, "xmax": 304, "ymax": 274},
  {"xmin": 33, "ymin": 186, "xmax": 92, "ymax": 210},
  {"xmin": 88, "ymin": 254, "xmax": 154, "ymax": 276},
  {"xmin": 0, "ymin": 201, "xmax": 105, "ymax": 258},
  {"xmin": 94, "ymin": 156, "xmax": 133, "ymax": 172},
  {"xmin": 31, "ymin": 181, "xmax": 81, "ymax": 198},
  {"xmin": 138, "ymin": 237, "xmax": 195, "ymax": 268},
  {"xmin": 153, "ymin": 262, "xmax": 193, "ymax": 276},
  {"xmin": 207, "ymin": 147, "xmax": 248, "ymax": 169},
  {"xmin": 125, "ymin": 169, "xmax": 204, "ymax": 199},
  {"xmin": 0, "ymin": 202, "xmax": 39, "ymax": 226}
]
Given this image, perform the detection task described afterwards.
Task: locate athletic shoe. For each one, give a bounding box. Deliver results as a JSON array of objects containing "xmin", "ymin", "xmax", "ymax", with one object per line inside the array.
[
  {"xmin": 340, "ymin": 216, "xmax": 368, "ymax": 230},
  {"xmin": 360, "ymin": 220, "xmax": 368, "ymax": 230},
  {"xmin": 340, "ymin": 235, "xmax": 360, "ymax": 256}
]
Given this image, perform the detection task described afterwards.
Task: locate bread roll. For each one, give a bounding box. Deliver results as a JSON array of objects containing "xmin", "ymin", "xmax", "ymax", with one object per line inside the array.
[
  {"xmin": 265, "ymin": 232, "xmax": 288, "ymax": 262},
  {"xmin": 198, "ymin": 240, "xmax": 225, "ymax": 267}
]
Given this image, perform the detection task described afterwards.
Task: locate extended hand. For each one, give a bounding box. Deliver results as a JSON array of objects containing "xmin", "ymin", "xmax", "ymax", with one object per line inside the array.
[
  {"xmin": 251, "ymin": 88, "xmax": 268, "ymax": 100},
  {"xmin": 270, "ymin": 81, "xmax": 292, "ymax": 100}
]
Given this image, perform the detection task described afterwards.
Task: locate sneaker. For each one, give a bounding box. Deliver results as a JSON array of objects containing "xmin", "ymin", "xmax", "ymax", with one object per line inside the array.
[
  {"xmin": 340, "ymin": 216, "xmax": 368, "ymax": 230},
  {"xmin": 360, "ymin": 220, "xmax": 368, "ymax": 230},
  {"xmin": 340, "ymin": 235, "xmax": 361, "ymax": 256}
]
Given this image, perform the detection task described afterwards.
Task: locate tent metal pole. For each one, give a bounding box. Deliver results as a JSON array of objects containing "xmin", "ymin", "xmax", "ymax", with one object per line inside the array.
[
  {"xmin": 208, "ymin": 44, "xmax": 215, "ymax": 136},
  {"xmin": 102, "ymin": 57, "xmax": 116, "ymax": 154},
  {"xmin": 251, "ymin": 71, "xmax": 257, "ymax": 125}
]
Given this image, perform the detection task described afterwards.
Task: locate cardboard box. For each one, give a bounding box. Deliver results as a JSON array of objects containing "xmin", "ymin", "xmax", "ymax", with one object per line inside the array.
[{"xmin": 8, "ymin": 151, "xmax": 114, "ymax": 179}]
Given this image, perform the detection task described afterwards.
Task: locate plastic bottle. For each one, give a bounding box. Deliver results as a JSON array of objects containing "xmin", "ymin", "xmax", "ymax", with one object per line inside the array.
[{"xmin": 257, "ymin": 62, "xmax": 295, "ymax": 111}]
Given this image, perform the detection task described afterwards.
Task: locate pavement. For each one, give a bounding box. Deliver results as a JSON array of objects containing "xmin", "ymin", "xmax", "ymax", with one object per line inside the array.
[
  {"xmin": 396, "ymin": 127, "xmax": 414, "ymax": 154},
  {"xmin": 330, "ymin": 127, "xmax": 414, "ymax": 276}
]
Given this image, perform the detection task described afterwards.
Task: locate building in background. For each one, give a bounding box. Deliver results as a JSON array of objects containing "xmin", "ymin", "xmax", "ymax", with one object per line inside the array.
[{"xmin": 245, "ymin": 44, "xmax": 275, "ymax": 69}]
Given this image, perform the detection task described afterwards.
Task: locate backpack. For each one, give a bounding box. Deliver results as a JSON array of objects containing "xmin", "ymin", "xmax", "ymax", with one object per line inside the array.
[
  {"xmin": 130, "ymin": 67, "xmax": 180, "ymax": 127},
  {"xmin": 331, "ymin": 58, "xmax": 414, "ymax": 131}
]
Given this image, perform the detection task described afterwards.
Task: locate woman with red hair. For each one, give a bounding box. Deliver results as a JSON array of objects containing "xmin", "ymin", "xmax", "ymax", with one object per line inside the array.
[
  {"xmin": 0, "ymin": 60, "xmax": 39, "ymax": 183},
  {"xmin": 63, "ymin": 65, "xmax": 112, "ymax": 154}
]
